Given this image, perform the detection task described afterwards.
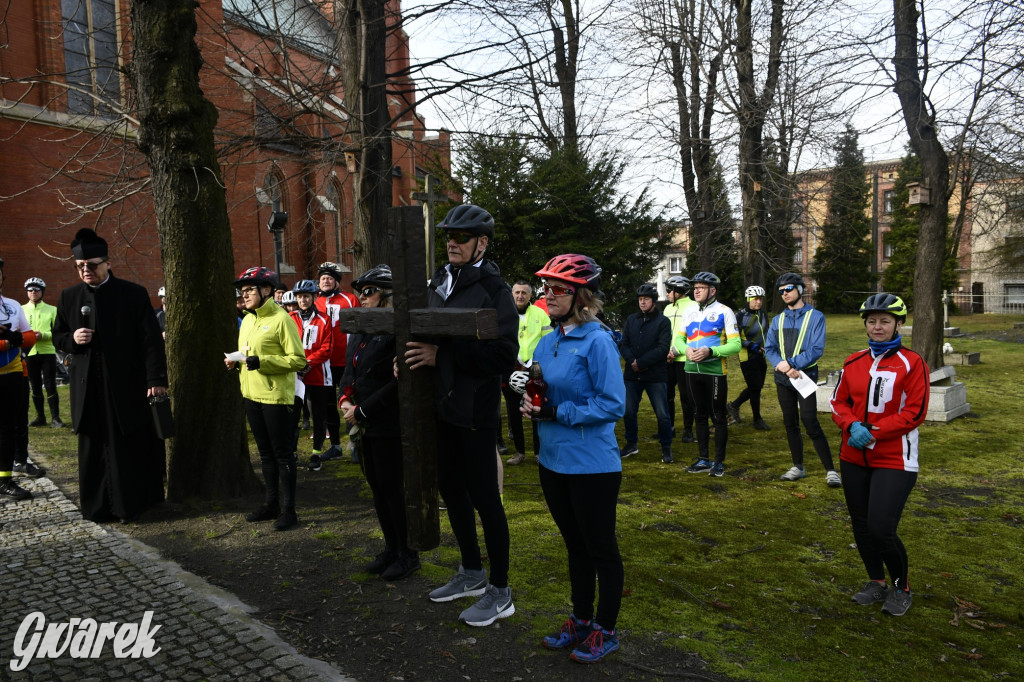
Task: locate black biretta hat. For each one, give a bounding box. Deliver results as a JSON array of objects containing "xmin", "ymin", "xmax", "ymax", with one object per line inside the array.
[{"xmin": 70, "ymin": 228, "xmax": 108, "ymax": 260}]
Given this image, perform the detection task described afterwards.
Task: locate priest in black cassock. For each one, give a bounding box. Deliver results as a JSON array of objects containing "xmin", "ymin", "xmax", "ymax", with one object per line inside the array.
[{"xmin": 52, "ymin": 229, "xmax": 168, "ymax": 522}]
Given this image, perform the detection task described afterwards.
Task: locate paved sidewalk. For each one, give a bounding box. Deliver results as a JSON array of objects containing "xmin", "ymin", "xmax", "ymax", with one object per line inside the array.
[{"xmin": 0, "ymin": 472, "xmax": 351, "ymax": 681}]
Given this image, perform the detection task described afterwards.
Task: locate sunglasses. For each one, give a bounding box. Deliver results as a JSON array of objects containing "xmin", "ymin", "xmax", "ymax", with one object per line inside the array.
[
  {"xmin": 543, "ymin": 282, "xmax": 576, "ymax": 297},
  {"xmin": 446, "ymin": 232, "xmax": 475, "ymax": 245},
  {"xmin": 358, "ymin": 287, "xmax": 382, "ymax": 297},
  {"xmin": 26, "ymin": 287, "xmax": 42, "ymax": 293},
  {"xmin": 74, "ymin": 259, "xmax": 108, "ymax": 272},
  {"xmin": 778, "ymin": 285, "xmax": 798, "ymax": 294}
]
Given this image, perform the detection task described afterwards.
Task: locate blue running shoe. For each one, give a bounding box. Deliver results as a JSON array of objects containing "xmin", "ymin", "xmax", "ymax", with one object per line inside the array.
[
  {"xmin": 542, "ymin": 614, "xmax": 591, "ymax": 650},
  {"xmin": 570, "ymin": 623, "xmax": 619, "ymax": 663},
  {"xmin": 686, "ymin": 458, "xmax": 712, "ymax": 473},
  {"xmin": 708, "ymin": 461, "xmax": 725, "ymax": 477}
]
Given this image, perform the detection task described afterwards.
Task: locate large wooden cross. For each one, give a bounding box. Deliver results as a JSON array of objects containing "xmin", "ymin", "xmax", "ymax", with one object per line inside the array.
[
  {"xmin": 411, "ymin": 174, "xmax": 444, "ymax": 276},
  {"xmin": 335, "ymin": 206, "xmax": 498, "ymax": 550}
]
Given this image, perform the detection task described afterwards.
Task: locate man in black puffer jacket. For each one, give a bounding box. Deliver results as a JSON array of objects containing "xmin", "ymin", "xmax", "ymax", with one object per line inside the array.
[
  {"xmin": 405, "ymin": 204, "xmax": 518, "ymax": 628},
  {"xmin": 618, "ymin": 284, "xmax": 673, "ymax": 462}
]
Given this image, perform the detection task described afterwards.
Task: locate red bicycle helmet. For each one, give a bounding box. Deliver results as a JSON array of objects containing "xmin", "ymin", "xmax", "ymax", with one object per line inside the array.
[
  {"xmin": 233, "ymin": 266, "xmax": 278, "ymax": 287},
  {"xmin": 535, "ymin": 254, "xmax": 602, "ymax": 289}
]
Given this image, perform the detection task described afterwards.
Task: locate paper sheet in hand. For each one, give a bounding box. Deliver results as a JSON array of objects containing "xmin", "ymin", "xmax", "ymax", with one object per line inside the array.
[
  {"xmin": 789, "ymin": 371, "xmax": 818, "ymax": 399},
  {"xmin": 224, "ymin": 351, "xmax": 246, "ymax": 362}
]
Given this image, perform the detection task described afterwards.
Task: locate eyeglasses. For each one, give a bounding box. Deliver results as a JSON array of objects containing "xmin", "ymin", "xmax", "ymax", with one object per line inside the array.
[
  {"xmin": 240, "ymin": 285, "xmax": 259, "ymax": 295},
  {"xmin": 358, "ymin": 287, "xmax": 382, "ymax": 297},
  {"xmin": 692, "ymin": 285, "xmax": 710, "ymax": 292},
  {"xmin": 778, "ymin": 285, "xmax": 797, "ymax": 294},
  {"xmin": 446, "ymin": 232, "xmax": 475, "ymax": 245},
  {"xmin": 74, "ymin": 259, "xmax": 108, "ymax": 272},
  {"xmin": 543, "ymin": 283, "xmax": 576, "ymax": 297}
]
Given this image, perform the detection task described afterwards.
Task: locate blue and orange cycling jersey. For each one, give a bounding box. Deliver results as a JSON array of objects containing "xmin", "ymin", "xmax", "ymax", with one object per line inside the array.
[{"xmin": 681, "ymin": 300, "xmax": 741, "ymax": 376}]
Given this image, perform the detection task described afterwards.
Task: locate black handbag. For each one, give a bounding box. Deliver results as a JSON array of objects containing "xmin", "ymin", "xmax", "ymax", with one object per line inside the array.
[{"xmin": 149, "ymin": 395, "xmax": 176, "ymax": 440}]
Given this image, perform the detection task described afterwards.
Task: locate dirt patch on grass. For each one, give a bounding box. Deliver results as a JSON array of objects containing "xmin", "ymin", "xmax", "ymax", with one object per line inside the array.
[
  {"xmin": 917, "ymin": 485, "xmax": 995, "ymax": 509},
  {"xmin": 41, "ymin": 457, "xmax": 725, "ymax": 682},
  {"xmin": 958, "ymin": 328, "xmax": 1024, "ymax": 343}
]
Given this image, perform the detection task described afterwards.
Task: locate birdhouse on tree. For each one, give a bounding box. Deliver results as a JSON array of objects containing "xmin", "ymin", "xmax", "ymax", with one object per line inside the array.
[{"xmin": 907, "ymin": 181, "xmax": 931, "ymax": 206}]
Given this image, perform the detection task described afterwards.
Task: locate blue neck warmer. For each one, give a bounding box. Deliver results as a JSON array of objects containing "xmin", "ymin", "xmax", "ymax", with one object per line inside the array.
[{"xmin": 868, "ymin": 333, "xmax": 902, "ymax": 356}]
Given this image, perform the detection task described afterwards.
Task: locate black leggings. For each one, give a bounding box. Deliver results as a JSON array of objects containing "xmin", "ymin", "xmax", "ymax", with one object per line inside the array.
[
  {"xmin": 244, "ymin": 399, "xmax": 297, "ymax": 510},
  {"xmin": 539, "ymin": 465, "xmax": 623, "ymax": 630},
  {"xmin": 841, "ymin": 461, "xmax": 917, "ymax": 590},
  {"xmin": 363, "ymin": 435, "xmax": 410, "ymax": 553},
  {"xmin": 776, "ymin": 383, "xmax": 835, "ymax": 471},
  {"xmin": 688, "ymin": 372, "xmax": 728, "ymax": 462},
  {"xmin": 732, "ymin": 358, "xmax": 767, "ymax": 420},
  {"xmin": 305, "ymin": 384, "xmax": 335, "ymax": 451},
  {"xmin": 0, "ymin": 373, "xmax": 22, "ymax": 472},
  {"xmin": 436, "ymin": 422, "xmax": 510, "ymax": 587},
  {"xmin": 26, "ymin": 354, "xmax": 60, "ymax": 420},
  {"xmin": 501, "ymin": 382, "xmax": 538, "ymax": 455},
  {"xmin": 671, "ymin": 363, "xmax": 695, "ymax": 432}
]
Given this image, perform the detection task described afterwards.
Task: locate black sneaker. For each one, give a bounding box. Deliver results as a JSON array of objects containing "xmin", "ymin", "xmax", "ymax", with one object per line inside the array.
[
  {"xmin": 726, "ymin": 404, "xmax": 741, "ymax": 425},
  {"xmin": 851, "ymin": 581, "xmax": 889, "ymax": 605},
  {"xmin": 245, "ymin": 504, "xmax": 280, "ymax": 522},
  {"xmin": 680, "ymin": 430, "xmax": 696, "ymax": 443},
  {"xmin": 881, "ymin": 588, "xmax": 912, "ymax": 616},
  {"xmin": 686, "ymin": 458, "xmax": 712, "ymax": 473},
  {"xmin": 13, "ymin": 462, "xmax": 46, "ymax": 478},
  {"xmin": 661, "ymin": 447, "xmax": 674, "ymax": 464},
  {"xmin": 0, "ymin": 479, "xmax": 33, "ymax": 501},
  {"xmin": 619, "ymin": 443, "xmax": 639, "ymax": 459},
  {"xmin": 30, "ymin": 416, "xmax": 47, "ymax": 427},
  {"xmin": 381, "ymin": 553, "xmax": 421, "ymax": 581},
  {"xmin": 365, "ymin": 550, "xmax": 398, "ymax": 574},
  {"xmin": 51, "ymin": 418, "xmax": 65, "ymax": 428},
  {"xmin": 301, "ymin": 420, "xmax": 311, "ymax": 430},
  {"xmin": 752, "ymin": 419, "xmax": 771, "ymax": 431},
  {"xmin": 273, "ymin": 509, "xmax": 299, "ymax": 531}
]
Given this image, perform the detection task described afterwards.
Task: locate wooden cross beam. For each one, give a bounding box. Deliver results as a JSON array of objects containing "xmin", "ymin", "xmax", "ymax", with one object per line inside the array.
[{"xmin": 335, "ymin": 206, "xmax": 497, "ymax": 550}]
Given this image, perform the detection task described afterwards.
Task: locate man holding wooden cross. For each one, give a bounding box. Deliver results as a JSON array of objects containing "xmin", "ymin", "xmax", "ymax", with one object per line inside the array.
[{"xmin": 405, "ymin": 204, "xmax": 519, "ymax": 627}]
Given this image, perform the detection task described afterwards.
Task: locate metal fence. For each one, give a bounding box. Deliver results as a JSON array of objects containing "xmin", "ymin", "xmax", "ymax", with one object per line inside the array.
[{"xmin": 948, "ymin": 291, "xmax": 1024, "ymax": 315}]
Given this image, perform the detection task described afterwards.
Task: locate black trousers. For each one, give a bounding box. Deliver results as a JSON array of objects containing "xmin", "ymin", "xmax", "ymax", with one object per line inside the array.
[
  {"xmin": 688, "ymin": 372, "xmax": 728, "ymax": 462},
  {"xmin": 323, "ymin": 373, "xmax": 343, "ymax": 446},
  {"xmin": 539, "ymin": 465, "xmax": 623, "ymax": 630},
  {"xmin": 671, "ymin": 363, "xmax": 695, "ymax": 432},
  {"xmin": 0, "ymin": 373, "xmax": 22, "ymax": 472},
  {"xmin": 776, "ymin": 383, "xmax": 835, "ymax": 471},
  {"xmin": 841, "ymin": 460, "xmax": 917, "ymax": 590},
  {"xmin": 501, "ymin": 382, "xmax": 538, "ymax": 455},
  {"xmin": 363, "ymin": 435, "xmax": 410, "ymax": 553},
  {"xmin": 436, "ymin": 421, "xmax": 510, "ymax": 587},
  {"xmin": 733, "ymin": 358, "xmax": 767, "ymax": 420},
  {"xmin": 244, "ymin": 399, "xmax": 297, "ymax": 510},
  {"xmin": 26, "ymin": 354, "xmax": 60, "ymax": 421},
  {"xmin": 305, "ymin": 384, "xmax": 335, "ymax": 451}
]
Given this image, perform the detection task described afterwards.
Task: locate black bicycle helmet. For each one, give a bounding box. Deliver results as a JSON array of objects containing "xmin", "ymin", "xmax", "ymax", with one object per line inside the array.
[
  {"xmin": 666, "ymin": 275, "xmax": 690, "ymax": 294},
  {"xmin": 776, "ymin": 272, "xmax": 805, "ymax": 291},
  {"xmin": 691, "ymin": 271, "xmax": 721, "ymax": 287},
  {"xmin": 317, "ymin": 261, "xmax": 344, "ymax": 282},
  {"xmin": 437, "ymin": 204, "xmax": 495, "ymax": 238},
  {"xmin": 353, "ymin": 264, "xmax": 393, "ymax": 290},
  {"xmin": 636, "ymin": 283, "xmax": 658, "ymax": 299},
  {"xmin": 860, "ymin": 293, "xmax": 908, "ymax": 321}
]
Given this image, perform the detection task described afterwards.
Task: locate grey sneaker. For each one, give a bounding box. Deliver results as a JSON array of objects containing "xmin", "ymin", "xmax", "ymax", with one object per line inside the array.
[
  {"xmin": 825, "ymin": 470, "xmax": 842, "ymax": 488},
  {"xmin": 506, "ymin": 452, "xmax": 526, "ymax": 465},
  {"xmin": 429, "ymin": 565, "xmax": 488, "ymax": 603},
  {"xmin": 780, "ymin": 466, "xmax": 806, "ymax": 481},
  {"xmin": 851, "ymin": 581, "xmax": 889, "ymax": 605},
  {"xmin": 459, "ymin": 584, "xmax": 515, "ymax": 627},
  {"xmin": 881, "ymin": 588, "xmax": 912, "ymax": 616},
  {"xmin": 726, "ymin": 403, "xmax": 741, "ymax": 424}
]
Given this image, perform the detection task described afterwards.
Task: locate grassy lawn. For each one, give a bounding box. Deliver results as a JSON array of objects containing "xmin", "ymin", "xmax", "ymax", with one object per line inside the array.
[{"xmin": 27, "ymin": 313, "xmax": 1024, "ymax": 680}]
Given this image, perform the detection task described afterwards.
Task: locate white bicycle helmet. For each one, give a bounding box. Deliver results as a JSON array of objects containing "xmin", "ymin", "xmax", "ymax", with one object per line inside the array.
[
  {"xmin": 281, "ymin": 291, "xmax": 297, "ymax": 305},
  {"xmin": 508, "ymin": 370, "xmax": 529, "ymax": 394},
  {"xmin": 744, "ymin": 285, "xmax": 766, "ymax": 298},
  {"xmin": 24, "ymin": 277, "xmax": 47, "ymax": 290}
]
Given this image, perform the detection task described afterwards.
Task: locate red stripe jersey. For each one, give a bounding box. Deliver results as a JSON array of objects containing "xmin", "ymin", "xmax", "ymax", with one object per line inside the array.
[
  {"xmin": 290, "ymin": 309, "xmax": 334, "ymax": 387},
  {"xmin": 315, "ymin": 290, "xmax": 359, "ymax": 368},
  {"xmin": 830, "ymin": 347, "xmax": 930, "ymax": 472}
]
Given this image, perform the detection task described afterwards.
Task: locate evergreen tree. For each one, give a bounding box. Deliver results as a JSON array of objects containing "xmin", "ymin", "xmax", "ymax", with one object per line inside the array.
[
  {"xmin": 813, "ymin": 126, "xmax": 874, "ymax": 313},
  {"xmin": 882, "ymin": 150, "xmax": 959, "ymax": 308}
]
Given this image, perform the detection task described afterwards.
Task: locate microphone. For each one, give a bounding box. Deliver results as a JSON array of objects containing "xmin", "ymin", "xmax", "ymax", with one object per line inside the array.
[{"xmin": 81, "ymin": 305, "xmax": 92, "ymax": 329}]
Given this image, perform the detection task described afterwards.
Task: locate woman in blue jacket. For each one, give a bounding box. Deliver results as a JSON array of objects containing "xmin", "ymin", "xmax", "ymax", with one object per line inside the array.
[{"xmin": 521, "ymin": 254, "xmax": 626, "ymax": 664}]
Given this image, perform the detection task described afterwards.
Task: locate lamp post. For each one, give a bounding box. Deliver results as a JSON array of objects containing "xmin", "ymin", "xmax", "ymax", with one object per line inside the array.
[{"xmin": 267, "ymin": 210, "xmax": 288, "ymax": 275}]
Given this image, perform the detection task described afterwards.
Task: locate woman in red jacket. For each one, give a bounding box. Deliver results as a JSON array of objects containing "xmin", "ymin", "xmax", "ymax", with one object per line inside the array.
[{"xmin": 830, "ymin": 293, "xmax": 929, "ymax": 617}]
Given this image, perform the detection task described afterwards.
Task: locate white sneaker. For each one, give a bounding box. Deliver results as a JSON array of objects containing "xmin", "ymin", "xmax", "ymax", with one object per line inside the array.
[
  {"xmin": 779, "ymin": 466, "xmax": 806, "ymax": 481},
  {"xmin": 825, "ymin": 470, "xmax": 842, "ymax": 487}
]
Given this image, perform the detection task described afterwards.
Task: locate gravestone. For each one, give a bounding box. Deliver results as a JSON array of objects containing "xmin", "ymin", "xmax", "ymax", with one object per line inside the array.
[{"xmin": 334, "ymin": 206, "xmax": 498, "ymax": 551}]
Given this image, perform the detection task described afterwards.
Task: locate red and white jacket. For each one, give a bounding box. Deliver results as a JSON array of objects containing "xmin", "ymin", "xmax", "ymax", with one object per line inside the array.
[
  {"xmin": 830, "ymin": 346, "xmax": 930, "ymax": 472},
  {"xmin": 290, "ymin": 309, "xmax": 334, "ymax": 387},
  {"xmin": 315, "ymin": 289, "xmax": 360, "ymax": 370}
]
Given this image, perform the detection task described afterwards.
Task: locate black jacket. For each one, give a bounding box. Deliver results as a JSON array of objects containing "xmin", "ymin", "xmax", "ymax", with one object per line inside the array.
[
  {"xmin": 619, "ymin": 307, "xmax": 671, "ymax": 383},
  {"xmin": 427, "ymin": 260, "xmax": 518, "ymax": 429},
  {"xmin": 339, "ymin": 332, "xmax": 399, "ymax": 439}
]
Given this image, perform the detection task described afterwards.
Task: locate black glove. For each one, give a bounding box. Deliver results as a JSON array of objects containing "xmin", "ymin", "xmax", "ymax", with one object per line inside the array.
[
  {"xmin": 1, "ymin": 329, "xmax": 22, "ymax": 347},
  {"xmin": 245, "ymin": 356, "xmax": 261, "ymax": 371},
  {"xmin": 534, "ymin": 404, "xmax": 558, "ymax": 421},
  {"xmin": 297, "ymin": 363, "xmax": 311, "ymax": 377},
  {"xmin": 749, "ymin": 342, "xmax": 761, "ymax": 354}
]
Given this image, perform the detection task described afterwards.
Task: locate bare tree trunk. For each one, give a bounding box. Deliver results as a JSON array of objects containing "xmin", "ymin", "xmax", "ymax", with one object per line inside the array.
[
  {"xmin": 548, "ymin": 0, "xmax": 580, "ymax": 151},
  {"xmin": 734, "ymin": 0, "xmax": 784, "ymax": 286},
  {"xmin": 341, "ymin": 0, "xmax": 393, "ymax": 272},
  {"xmin": 893, "ymin": 0, "xmax": 948, "ymax": 370},
  {"xmin": 129, "ymin": 0, "xmax": 259, "ymax": 499}
]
